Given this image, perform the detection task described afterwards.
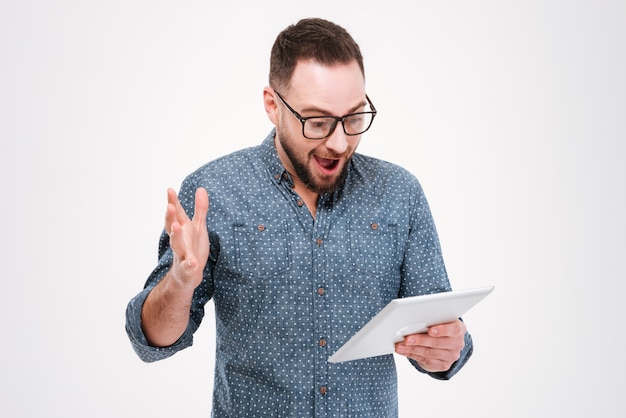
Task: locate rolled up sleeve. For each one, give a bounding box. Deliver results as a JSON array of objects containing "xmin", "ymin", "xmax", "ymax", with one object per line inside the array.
[{"xmin": 125, "ymin": 286, "xmax": 195, "ymax": 363}]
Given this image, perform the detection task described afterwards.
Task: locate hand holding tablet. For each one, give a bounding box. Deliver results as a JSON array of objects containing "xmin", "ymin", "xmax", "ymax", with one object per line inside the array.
[{"xmin": 328, "ymin": 286, "xmax": 494, "ymax": 363}]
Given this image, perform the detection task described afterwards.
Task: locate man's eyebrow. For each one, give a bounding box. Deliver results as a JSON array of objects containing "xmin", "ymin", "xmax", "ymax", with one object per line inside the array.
[{"xmin": 300, "ymin": 100, "xmax": 368, "ymax": 116}]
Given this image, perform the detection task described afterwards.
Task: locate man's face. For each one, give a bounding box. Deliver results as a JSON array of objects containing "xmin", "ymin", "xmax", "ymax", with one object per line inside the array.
[{"xmin": 274, "ymin": 60, "xmax": 367, "ymax": 194}]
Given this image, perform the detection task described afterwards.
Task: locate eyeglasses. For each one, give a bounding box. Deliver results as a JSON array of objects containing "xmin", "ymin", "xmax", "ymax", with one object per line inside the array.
[{"xmin": 274, "ymin": 91, "xmax": 377, "ymax": 140}]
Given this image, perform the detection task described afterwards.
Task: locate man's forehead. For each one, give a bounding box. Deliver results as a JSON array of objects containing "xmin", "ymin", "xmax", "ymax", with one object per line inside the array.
[{"xmin": 287, "ymin": 60, "xmax": 366, "ymax": 105}]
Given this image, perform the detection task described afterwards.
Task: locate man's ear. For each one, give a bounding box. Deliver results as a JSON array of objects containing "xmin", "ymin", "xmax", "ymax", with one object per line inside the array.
[{"xmin": 263, "ymin": 86, "xmax": 279, "ymax": 126}]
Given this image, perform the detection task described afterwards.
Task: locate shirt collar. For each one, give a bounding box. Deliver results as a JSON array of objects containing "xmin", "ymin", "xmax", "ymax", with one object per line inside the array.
[{"xmin": 260, "ymin": 128, "xmax": 294, "ymax": 187}]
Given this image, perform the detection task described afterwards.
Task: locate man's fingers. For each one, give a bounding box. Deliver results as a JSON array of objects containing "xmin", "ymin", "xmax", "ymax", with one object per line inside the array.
[
  {"xmin": 167, "ymin": 188, "xmax": 191, "ymax": 224},
  {"xmin": 428, "ymin": 320, "xmax": 466, "ymax": 338},
  {"xmin": 165, "ymin": 188, "xmax": 190, "ymax": 260},
  {"xmin": 167, "ymin": 220, "xmax": 188, "ymax": 259},
  {"xmin": 166, "ymin": 187, "xmax": 209, "ymax": 231},
  {"xmin": 193, "ymin": 187, "xmax": 209, "ymax": 228},
  {"xmin": 165, "ymin": 187, "xmax": 210, "ymax": 265}
]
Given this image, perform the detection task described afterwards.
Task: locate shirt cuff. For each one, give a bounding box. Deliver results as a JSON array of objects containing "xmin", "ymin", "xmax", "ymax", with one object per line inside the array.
[{"xmin": 125, "ymin": 286, "xmax": 194, "ymax": 363}]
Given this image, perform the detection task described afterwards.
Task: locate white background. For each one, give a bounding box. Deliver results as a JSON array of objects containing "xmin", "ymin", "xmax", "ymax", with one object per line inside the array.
[{"xmin": 1, "ymin": 1, "xmax": 624, "ymax": 417}]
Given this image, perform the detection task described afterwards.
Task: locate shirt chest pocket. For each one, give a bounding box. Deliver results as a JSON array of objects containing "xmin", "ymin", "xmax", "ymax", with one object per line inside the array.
[
  {"xmin": 349, "ymin": 221, "xmax": 399, "ymax": 276},
  {"xmin": 232, "ymin": 220, "xmax": 292, "ymax": 279}
]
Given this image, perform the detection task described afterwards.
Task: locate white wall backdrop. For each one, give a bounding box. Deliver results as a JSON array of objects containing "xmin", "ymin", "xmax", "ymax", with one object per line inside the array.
[{"xmin": 1, "ymin": 1, "xmax": 624, "ymax": 416}]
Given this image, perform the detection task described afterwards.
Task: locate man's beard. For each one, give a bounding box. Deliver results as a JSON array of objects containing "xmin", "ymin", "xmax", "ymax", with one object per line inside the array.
[{"xmin": 277, "ymin": 126, "xmax": 350, "ymax": 194}]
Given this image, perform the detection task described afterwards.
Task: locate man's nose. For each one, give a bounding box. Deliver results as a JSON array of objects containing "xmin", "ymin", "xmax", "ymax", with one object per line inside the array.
[{"xmin": 324, "ymin": 123, "xmax": 349, "ymax": 154}]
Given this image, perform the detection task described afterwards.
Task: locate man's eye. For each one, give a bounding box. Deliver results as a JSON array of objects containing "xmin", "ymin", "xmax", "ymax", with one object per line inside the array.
[
  {"xmin": 309, "ymin": 119, "xmax": 332, "ymax": 129},
  {"xmin": 346, "ymin": 115, "xmax": 365, "ymax": 128}
]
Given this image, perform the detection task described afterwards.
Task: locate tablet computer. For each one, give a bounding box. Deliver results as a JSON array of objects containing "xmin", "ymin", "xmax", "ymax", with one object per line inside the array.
[{"xmin": 327, "ymin": 286, "xmax": 494, "ymax": 363}]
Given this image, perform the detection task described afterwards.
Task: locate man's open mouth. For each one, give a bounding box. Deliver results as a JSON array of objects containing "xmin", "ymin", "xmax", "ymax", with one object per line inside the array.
[{"xmin": 314, "ymin": 156, "xmax": 340, "ymax": 172}]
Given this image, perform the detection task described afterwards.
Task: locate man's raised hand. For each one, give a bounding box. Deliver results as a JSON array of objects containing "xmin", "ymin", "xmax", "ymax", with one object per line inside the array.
[{"xmin": 165, "ymin": 187, "xmax": 210, "ymax": 290}]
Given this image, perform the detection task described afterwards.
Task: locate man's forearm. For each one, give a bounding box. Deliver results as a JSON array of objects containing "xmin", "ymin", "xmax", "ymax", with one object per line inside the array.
[{"xmin": 141, "ymin": 272, "xmax": 196, "ymax": 347}]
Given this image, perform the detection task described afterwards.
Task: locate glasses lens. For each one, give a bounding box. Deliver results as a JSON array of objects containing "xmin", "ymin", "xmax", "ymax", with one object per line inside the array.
[
  {"xmin": 343, "ymin": 112, "xmax": 374, "ymax": 135},
  {"xmin": 303, "ymin": 117, "xmax": 337, "ymax": 139}
]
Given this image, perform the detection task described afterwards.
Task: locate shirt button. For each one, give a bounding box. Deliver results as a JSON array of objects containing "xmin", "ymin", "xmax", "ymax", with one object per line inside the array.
[
  {"xmin": 257, "ymin": 224, "xmax": 265, "ymax": 231},
  {"xmin": 371, "ymin": 222, "xmax": 379, "ymax": 230},
  {"xmin": 316, "ymin": 238, "xmax": 323, "ymax": 246},
  {"xmin": 297, "ymin": 199, "xmax": 304, "ymax": 207},
  {"xmin": 319, "ymin": 386, "xmax": 327, "ymax": 395},
  {"xmin": 274, "ymin": 173, "xmax": 280, "ymax": 180},
  {"xmin": 317, "ymin": 287, "xmax": 325, "ymax": 296},
  {"xmin": 319, "ymin": 338, "xmax": 327, "ymax": 347}
]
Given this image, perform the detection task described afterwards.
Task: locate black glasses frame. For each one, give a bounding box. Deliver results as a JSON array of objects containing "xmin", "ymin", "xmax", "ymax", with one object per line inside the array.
[{"xmin": 274, "ymin": 90, "xmax": 377, "ymax": 140}]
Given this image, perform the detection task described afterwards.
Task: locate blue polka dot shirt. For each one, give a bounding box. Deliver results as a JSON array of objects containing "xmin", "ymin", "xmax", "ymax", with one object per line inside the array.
[{"xmin": 126, "ymin": 129, "xmax": 473, "ymax": 417}]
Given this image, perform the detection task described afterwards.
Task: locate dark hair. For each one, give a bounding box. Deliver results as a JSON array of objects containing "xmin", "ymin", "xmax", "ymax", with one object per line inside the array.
[{"xmin": 269, "ymin": 18, "xmax": 365, "ymax": 92}]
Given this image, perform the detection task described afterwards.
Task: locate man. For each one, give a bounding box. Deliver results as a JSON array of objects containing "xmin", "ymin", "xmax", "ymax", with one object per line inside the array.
[{"xmin": 126, "ymin": 17, "xmax": 472, "ymax": 417}]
